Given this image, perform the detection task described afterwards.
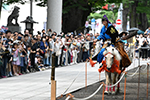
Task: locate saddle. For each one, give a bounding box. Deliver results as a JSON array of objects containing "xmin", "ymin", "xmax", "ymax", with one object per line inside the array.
[
  {"xmin": 90, "ymin": 39, "xmax": 131, "ymax": 68},
  {"xmin": 115, "ymin": 41, "xmax": 131, "ymax": 68},
  {"xmin": 102, "ymin": 39, "xmax": 131, "ymax": 68}
]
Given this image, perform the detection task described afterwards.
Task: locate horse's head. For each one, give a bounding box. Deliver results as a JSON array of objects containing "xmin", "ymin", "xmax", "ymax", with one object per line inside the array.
[
  {"xmin": 105, "ymin": 52, "xmax": 114, "ymax": 71},
  {"xmin": 103, "ymin": 46, "xmax": 122, "ymax": 71}
]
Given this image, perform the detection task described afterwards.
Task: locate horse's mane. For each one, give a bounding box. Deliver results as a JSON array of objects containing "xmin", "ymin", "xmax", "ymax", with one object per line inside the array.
[{"xmin": 103, "ymin": 46, "xmax": 122, "ymax": 61}]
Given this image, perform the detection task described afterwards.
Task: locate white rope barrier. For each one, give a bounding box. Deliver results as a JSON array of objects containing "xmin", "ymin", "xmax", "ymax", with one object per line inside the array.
[
  {"xmin": 126, "ymin": 64, "xmax": 148, "ymax": 77},
  {"xmin": 62, "ymin": 63, "xmax": 86, "ymax": 95},
  {"xmin": 65, "ymin": 84, "xmax": 104, "ymax": 100},
  {"xmin": 62, "ymin": 47, "xmax": 150, "ymax": 100},
  {"xmin": 63, "ymin": 62, "xmax": 150, "ymax": 100},
  {"xmin": 141, "ymin": 64, "xmax": 148, "ymax": 71},
  {"xmin": 126, "ymin": 67, "xmax": 139, "ymax": 77},
  {"xmin": 105, "ymin": 72, "xmax": 125, "ymax": 88},
  {"xmin": 63, "ymin": 65, "xmax": 148, "ymax": 100},
  {"xmin": 64, "ymin": 72, "xmax": 125, "ymax": 100},
  {"xmin": 65, "ymin": 96, "xmax": 71, "ymax": 100}
]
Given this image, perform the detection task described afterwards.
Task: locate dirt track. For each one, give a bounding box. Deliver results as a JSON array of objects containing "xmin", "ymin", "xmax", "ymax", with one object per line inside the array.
[{"xmin": 57, "ymin": 65, "xmax": 150, "ymax": 100}]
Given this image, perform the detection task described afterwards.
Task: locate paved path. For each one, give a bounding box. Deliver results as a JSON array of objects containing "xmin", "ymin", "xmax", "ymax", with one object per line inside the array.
[{"xmin": 0, "ymin": 60, "xmax": 149, "ymax": 100}]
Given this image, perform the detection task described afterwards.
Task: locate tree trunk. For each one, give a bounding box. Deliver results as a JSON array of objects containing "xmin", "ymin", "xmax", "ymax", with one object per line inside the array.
[
  {"xmin": 122, "ymin": 4, "xmax": 129, "ymax": 31},
  {"xmin": 137, "ymin": 0, "xmax": 148, "ymax": 31},
  {"xmin": 62, "ymin": 0, "xmax": 91, "ymax": 33},
  {"xmin": 129, "ymin": 0, "xmax": 138, "ymax": 28},
  {"xmin": 138, "ymin": 13, "xmax": 148, "ymax": 31}
]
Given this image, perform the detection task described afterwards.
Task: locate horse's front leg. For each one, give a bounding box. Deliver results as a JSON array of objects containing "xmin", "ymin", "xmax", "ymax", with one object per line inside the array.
[
  {"xmin": 112, "ymin": 73, "xmax": 118, "ymax": 94},
  {"xmin": 104, "ymin": 72, "xmax": 109, "ymax": 94},
  {"xmin": 105, "ymin": 72, "xmax": 111, "ymax": 95}
]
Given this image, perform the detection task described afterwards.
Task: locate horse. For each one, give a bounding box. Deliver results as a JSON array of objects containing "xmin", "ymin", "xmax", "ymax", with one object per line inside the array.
[
  {"xmin": 90, "ymin": 40, "xmax": 131, "ymax": 94},
  {"xmin": 98, "ymin": 46, "xmax": 122, "ymax": 95}
]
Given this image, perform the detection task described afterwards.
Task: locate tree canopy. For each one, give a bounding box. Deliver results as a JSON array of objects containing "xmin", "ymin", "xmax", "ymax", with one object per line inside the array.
[{"xmin": 0, "ymin": 0, "xmax": 150, "ymax": 32}]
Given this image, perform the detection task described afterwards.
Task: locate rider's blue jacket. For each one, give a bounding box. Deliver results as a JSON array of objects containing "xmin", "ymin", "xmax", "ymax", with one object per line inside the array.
[
  {"xmin": 97, "ymin": 23, "xmax": 111, "ymax": 41},
  {"xmin": 96, "ymin": 23, "xmax": 114, "ymax": 63}
]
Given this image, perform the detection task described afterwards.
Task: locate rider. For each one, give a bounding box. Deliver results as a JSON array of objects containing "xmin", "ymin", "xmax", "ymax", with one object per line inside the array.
[{"xmin": 90, "ymin": 15, "xmax": 118, "ymax": 66}]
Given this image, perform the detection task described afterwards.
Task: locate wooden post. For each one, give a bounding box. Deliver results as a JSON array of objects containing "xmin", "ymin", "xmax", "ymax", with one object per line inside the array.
[
  {"xmin": 51, "ymin": 53, "xmax": 56, "ymax": 100},
  {"xmin": 124, "ymin": 72, "xmax": 127, "ymax": 100},
  {"xmin": 137, "ymin": 66, "xmax": 141, "ymax": 100},
  {"xmin": 51, "ymin": 80, "xmax": 56, "ymax": 100},
  {"xmin": 147, "ymin": 63, "xmax": 149, "ymax": 99},
  {"xmin": 51, "ymin": 53, "xmax": 56, "ymax": 80},
  {"xmin": 102, "ymin": 82, "xmax": 105, "ymax": 100},
  {"xmin": 85, "ymin": 60, "xmax": 87, "ymax": 88}
]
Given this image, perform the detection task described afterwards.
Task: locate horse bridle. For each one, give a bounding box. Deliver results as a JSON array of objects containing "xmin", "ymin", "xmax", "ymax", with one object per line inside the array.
[{"xmin": 104, "ymin": 52, "xmax": 115, "ymax": 57}]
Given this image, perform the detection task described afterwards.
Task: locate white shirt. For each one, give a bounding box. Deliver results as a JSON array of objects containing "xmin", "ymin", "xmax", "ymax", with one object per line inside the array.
[{"xmin": 138, "ymin": 37, "xmax": 146, "ymax": 46}]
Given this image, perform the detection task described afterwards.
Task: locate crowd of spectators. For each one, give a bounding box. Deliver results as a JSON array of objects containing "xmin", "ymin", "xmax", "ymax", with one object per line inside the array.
[
  {"xmin": 1, "ymin": 26, "xmax": 150, "ymax": 79},
  {"xmin": 134, "ymin": 27, "xmax": 150, "ymax": 60},
  {"xmin": 0, "ymin": 28, "xmax": 100, "ymax": 78}
]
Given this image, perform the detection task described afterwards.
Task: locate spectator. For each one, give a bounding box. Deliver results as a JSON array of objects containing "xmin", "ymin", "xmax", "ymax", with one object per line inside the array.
[
  {"xmin": 65, "ymin": 34, "xmax": 72, "ymax": 65},
  {"xmin": 12, "ymin": 43, "xmax": 21, "ymax": 76},
  {"xmin": 30, "ymin": 38, "xmax": 38, "ymax": 69},
  {"xmin": 36, "ymin": 56, "xmax": 44, "ymax": 71},
  {"xmin": 147, "ymin": 34, "xmax": 150, "ymax": 59},
  {"xmin": 20, "ymin": 42, "xmax": 27, "ymax": 74},
  {"xmin": 0, "ymin": 41, "xmax": 6, "ymax": 78},
  {"xmin": 7, "ymin": 41, "xmax": 13, "ymax": 77},
  {"xmin": 144, "ymin": 26, "xmax": 150, "ymax": 35},
  {"xmin": 26, "ymin": 46, "xmax": 31, "ymax": 72},
  {"xmin": 24, "ymin": 29, "xmax": 30, "ymax": 35},
  {"xmin": 41, "ymin": 29, "xmax": 46, "ymax": 37},
  {"xmin": 138, "ymin": 34, "xmax": 148, "ymax": 60},
  {"xmin": 48, "ymin": 37, "xmax": 53, "ymax": 67},
  {"xmin": 47, "ymin": 29, "xmax": 52, "ymax": 36},
  {"xmin": 55, "ymin": 37, "xmax": 63, "ymax": 66},
  {"xmin": 23, "ymin": 34, "xmax": 31, "ymax": 48},
  {"xmin": 40, "ymin": 37, "xmax": 49, "ymax": 66},
  {"xmin": 82, "ymin": 36, "xmax": 90, "ymax": 62}
]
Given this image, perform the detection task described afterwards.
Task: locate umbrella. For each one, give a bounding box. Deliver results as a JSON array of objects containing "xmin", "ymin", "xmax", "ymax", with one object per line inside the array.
[
  {"xmin": 137, "ymin": 30, "xmax": 144, "ymax": 35},
  {"xmin": 119, "ymin": 31, "xmax": 129, "ymax": 37},
  {"xmin": 127, "ymin": 27, "xmax": 139, "ymax": 32}
]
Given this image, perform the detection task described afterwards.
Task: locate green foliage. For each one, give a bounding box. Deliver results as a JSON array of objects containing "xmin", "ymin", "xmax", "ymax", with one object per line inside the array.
[
  {"xmin": 3, "ymin": 0, "xmax": 27, "ymax": 5},
  {"xmin": 136, "ymin": 0, "xmax": 150, "ymax": 14},
  {"xmin": 63, "ymin": 0, "xmax": 90, "ymax": 14},
  {"xmin": 35, "ymin": 0, "xmax": 47, "ymax": 7},
  {"xmin": 147, "ymin": 14, "xmax": 150, "ymax": 26},
  {"xmin": 88, "ymin": 10, "xmax": 118, "ymax": 23},
  {"xmin": 88, "ymin": 13, "xmax": 102, "ymax": 19}
]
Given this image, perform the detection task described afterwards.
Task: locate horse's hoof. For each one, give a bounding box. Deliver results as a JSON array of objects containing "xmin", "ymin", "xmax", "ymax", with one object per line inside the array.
[
  {"xmin": 104, "ymin": 91, "xmax": 109, "ymax": 95},
  {"xmin": 116, "ymin": 89, "xmax": 122, "ymax": 94},
  {"xmin": 108, "ymin": 91, "xmax": 112, "ymax": 94},
  {"xmin": 112, "ymin": 91, "xmax": 116, "ymax": 95}
]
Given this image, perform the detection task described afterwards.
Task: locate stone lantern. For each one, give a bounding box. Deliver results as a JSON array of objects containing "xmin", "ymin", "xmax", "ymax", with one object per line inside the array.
[{"xmin": 21, "ymin": 16, "xmax": 38, "ymax": 34}]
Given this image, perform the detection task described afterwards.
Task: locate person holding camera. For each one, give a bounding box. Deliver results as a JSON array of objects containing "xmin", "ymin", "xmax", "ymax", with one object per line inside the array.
[
  {"xmin": 144, "ymin": 26, "xmax": 150, "ymax": 35},
  {"xmin": 138, "ymin": 34, "xmax": 148, "ymax": 60}
]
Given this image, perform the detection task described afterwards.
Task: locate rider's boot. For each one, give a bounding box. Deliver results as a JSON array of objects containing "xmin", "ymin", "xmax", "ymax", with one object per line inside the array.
[{"xmin": 89, "ymin": 57, "xmax": 97, "ymax": 67}]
